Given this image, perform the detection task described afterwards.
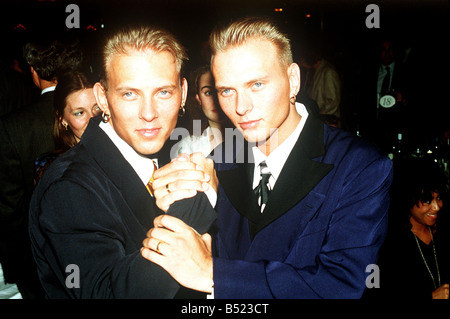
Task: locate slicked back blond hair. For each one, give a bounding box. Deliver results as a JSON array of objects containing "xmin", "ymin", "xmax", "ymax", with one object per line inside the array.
[
  {"xmin": 101, "ymin": 26, "xmax": 188, "ymax": 87},
  {"xmin": 209, "ymin": 17, "xmax": 293, "ymax": 68}
]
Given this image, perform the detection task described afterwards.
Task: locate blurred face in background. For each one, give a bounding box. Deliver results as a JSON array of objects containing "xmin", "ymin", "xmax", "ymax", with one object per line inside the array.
[
  {"xmin": 410, "ymin": 192, "xmax": 443, "ymax": 228},
  {"xmin": 380, "ymin": 40, "xmax": 394, "ymax": 66},
  {"xmin": 196, "ymin": 70, "xmax": 221, "ymax": 124},
  {"xmin": 61, "ymin": 88, "xmax": 100, "ymax": 142}
]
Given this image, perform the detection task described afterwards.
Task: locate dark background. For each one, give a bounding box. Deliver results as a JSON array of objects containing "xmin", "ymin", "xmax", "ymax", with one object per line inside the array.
[{"xmin": 1, "ymin": 0, "xmax": 449, "ymax": 150}]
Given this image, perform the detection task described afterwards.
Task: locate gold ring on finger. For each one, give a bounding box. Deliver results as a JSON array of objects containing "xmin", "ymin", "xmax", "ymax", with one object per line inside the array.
[{"xmin": 156, "ymin": 240, "xmax": 163, "ymax": 253}]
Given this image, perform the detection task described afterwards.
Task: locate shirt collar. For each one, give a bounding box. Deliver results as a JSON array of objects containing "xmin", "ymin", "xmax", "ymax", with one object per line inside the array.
[
  {"xmin": 380, "ymin": 61, "xmax": 395, "ymax": 72},
  {"xmin": 252, "ymin": 102, "xmax": 309, "ymax": 188},
  {"xmin": 99, "ymin": 121, "xmax": 157, "ymax": 185},
  {"xmin": 41, "ymin": 86, "xmax": 56, "ymax": 95}
]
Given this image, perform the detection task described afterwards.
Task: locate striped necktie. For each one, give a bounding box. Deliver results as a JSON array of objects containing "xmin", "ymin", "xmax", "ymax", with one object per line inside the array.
[
  {"xmin": 145, "ymin": 160, "xmax": 158, "ymax": 196},
  {"xmin": 254, "ymin": 161, "xmax": 271, "ymax": 211}
]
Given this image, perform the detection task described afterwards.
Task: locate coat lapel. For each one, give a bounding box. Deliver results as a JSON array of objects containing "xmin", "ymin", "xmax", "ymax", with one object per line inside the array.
[
  {"xmin": 82, "ymin": 117, "xmax": 161, "ymax": 230},
  {"xmin": 218, "ymin": 115, "xmax": 334, "ymax": 239},
  {"xmin": 217, "ymin": 142, "xmax": 261, "ymax": 226},
  {"xmin": 256, "ymin": 116, "xmax": 334, "ymax": 236}
]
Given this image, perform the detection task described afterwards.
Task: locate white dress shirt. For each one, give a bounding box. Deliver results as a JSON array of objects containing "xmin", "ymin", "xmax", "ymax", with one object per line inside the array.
[
  {"xmin": 377, "ymin": 62, "xmax": 395, "ymax": 106},
  {"xmin": 41, "ymin": 85, "xmax": 56, "ymax": 95},
  {"xmin": 252, "ymin": 102, "xmax": 309, "ymax": 210},
  {"xmin": 100, "ymin": 121, "xmax": 156, "ymax": 185}
]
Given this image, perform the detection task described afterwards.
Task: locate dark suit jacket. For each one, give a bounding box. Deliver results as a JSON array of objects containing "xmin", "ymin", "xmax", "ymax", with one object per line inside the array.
[
  {"xmin": 29, "ymin": 117, "xmax": 216, "ymax": 298},
  {"xmin": 0, "ymin": 91, "xmax": 54, "ymax": 294},
  {"xmin": 212, "ymin": 113, "xmax": 393, "ymax": 298},
  {"xmin": 356, "ymin": 60, "xmax": 411, "ymax": 150}
]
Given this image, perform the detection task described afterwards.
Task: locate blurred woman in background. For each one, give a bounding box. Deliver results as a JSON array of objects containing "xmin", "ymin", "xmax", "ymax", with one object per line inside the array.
[
  {"xmin": 177, "ymin": 65, "xmax": 229, "ymax": 157},
  {"xmin": 34, "ymin": 71, "xmax": 100, "ymax": 184},
  {"xmin": 374, "ymin": 158, "xmax": 449, "ymax": 299}
]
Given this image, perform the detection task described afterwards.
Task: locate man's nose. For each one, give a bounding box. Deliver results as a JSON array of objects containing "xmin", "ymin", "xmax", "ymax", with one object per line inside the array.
[
  {"xmin": 235, "ymin": 93, "xmax": 252, "ymax": 116},
  {"xmin": 139, "ymin": 98, "xmax": 158, "ymax": 121}
]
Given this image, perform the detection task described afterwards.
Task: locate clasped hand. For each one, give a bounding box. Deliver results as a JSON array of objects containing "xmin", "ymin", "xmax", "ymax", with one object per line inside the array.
[
  {"xmin": 141, "ymin": 214, "xmax": 214, "ymax": 293},
  {"xmin": 152, "ymin": 152, "xmax": 218, "ymax": 212},
  {"xmin": 141, "ymin": 153, "xmax": 216, "ymax": 293}
]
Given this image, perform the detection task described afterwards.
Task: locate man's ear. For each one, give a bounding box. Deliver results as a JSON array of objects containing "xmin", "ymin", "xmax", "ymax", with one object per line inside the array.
[
  {"xmin": 287, "ymin": 63, "xmax": 301, "ymax": 98},
  {"xmin": 181, "ymin": 77, "xmax": 188, "ymax": 106},
  {"xmin": 93, "ymin": 82, "xmax": 109, "ymax": 114}
]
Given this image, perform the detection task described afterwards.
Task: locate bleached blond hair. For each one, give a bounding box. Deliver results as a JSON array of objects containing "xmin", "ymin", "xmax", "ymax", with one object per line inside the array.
[
  {"xmin": 209, "ymin": 16, "xmax": 293, "ymax": 68},
  {"xmin": 101, "ymin": 25, "xmax": 188, "ymax": 87}
]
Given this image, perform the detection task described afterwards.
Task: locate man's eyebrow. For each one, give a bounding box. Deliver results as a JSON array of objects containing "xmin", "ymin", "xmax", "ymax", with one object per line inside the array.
[
  {"xmin": 114, "ymin": 86, "xmax": 139, "ymax": 92},
  {"xmin": 214, "ymin": 84, "xmax": 229, "ymax": 92},
  {"xmin": 215, "ymin": 76, "xmax": 269, "ymax": 91},
  {"xmin": 245, "ymin": 76, "xmax": 269, "ymax": 86},
  {"xmin": 114, "ymin": 84, "xmax": 178, "ymax": 91}
]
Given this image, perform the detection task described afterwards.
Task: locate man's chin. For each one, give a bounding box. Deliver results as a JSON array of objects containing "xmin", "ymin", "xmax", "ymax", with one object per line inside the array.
[{"xmin": 133, "ymin": 141, "xmax": 165, "ymax": 157}]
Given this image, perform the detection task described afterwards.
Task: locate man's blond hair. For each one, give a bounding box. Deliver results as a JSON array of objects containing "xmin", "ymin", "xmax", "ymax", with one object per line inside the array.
[
  {"xmin": 209, "ymin": 17, "xmax": 293, "ymax": 68},
  {"xmin": 101, "ymin": 25, "xmax": 188, "ymax": 87}
]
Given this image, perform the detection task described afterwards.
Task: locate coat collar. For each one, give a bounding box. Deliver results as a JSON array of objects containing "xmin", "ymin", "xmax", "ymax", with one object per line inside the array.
[{"xmin": 217, "ymin": 114, "xmax": 334, "ymax": 239}]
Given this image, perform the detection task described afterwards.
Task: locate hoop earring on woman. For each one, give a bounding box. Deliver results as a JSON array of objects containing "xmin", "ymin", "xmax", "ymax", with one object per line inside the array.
[
  {"xmin": 178, "ymin": 104, "xmax": 186, "ymax": 118},
  {"xmin": 102, "ymin": 112, "xmax": 111, "ymax": 123}
]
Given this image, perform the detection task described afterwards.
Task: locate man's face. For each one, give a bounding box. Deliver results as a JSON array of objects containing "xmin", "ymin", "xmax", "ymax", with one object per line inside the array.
[
  {"xmin": 95, "ymin": 50, "xmax": 187, "ymax": 156},
  {"xmin": 380, "ymin": 41, "xmax": 394, "ymax": 66},
  {"xmin": 212, "ymin": 38, "xmax": 300, "ymax": 154}
]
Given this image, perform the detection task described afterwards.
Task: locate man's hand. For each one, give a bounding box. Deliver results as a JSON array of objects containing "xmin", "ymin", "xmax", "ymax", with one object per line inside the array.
[
  {"xmin": 153, "ymin": 153, "xmax": 217, "ymax": 212},
  {"xmin": 189, "ymin": 152, "xmax": 218, "ymax": 192},
  {"xmin": 141, "ymin": 214, "xmax": 214, "ymax": 293}
]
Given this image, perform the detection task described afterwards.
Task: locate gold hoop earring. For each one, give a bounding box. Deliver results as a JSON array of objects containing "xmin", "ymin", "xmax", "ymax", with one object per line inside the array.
[
  {"xmin": 178, "ymin": 105, "xmax": 186, "ymax": 118},
  {"xmin": 102, "ymin": 112, "xmax": 111, "ymax": 123},
  {"xmin": 290, "ymin": 95, "xmax": 297, "ymax": 105}
]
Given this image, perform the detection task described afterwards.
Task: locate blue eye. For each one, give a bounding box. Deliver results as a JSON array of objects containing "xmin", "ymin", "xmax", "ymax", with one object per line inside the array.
[
  {"xmin": 157, "ymin": 89, "xmax": 173, "ymax": 98},
  {"xmin": 221, "ymin": 88, "xmax": 233, "ymax": 96}
]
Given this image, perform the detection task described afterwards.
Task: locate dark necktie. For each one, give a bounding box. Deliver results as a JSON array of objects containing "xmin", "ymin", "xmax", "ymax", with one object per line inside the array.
[
  {"xmin": 254, "ymin": 161, "xmax": 271, "ymax": 211},
  {"xmin": 145, "ymin": 160, "xmax": 158, "ymax": 196},
  {"xmin": 381, "ymin": 66, "xmax": 391, "ymax": 95}
]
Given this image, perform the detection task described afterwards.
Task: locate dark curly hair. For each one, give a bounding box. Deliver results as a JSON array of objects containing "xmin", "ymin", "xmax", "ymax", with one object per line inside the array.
[
  {"xmin": 23, "ymin": 38, "xmax": 82, "ymax": 81},
  {"xmin": 390, "ymin": 158, "xmax": 448, "ymax": 229}
]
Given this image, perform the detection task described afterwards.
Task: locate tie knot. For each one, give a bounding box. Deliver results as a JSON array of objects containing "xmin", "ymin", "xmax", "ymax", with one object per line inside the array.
[
  {"xmin": 259, "ymin": 161, "xmax": 270, "ymax": 174},
  {"xmin": 259, "ymin": 161, "xmax": 271, "ymax": 181}
]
